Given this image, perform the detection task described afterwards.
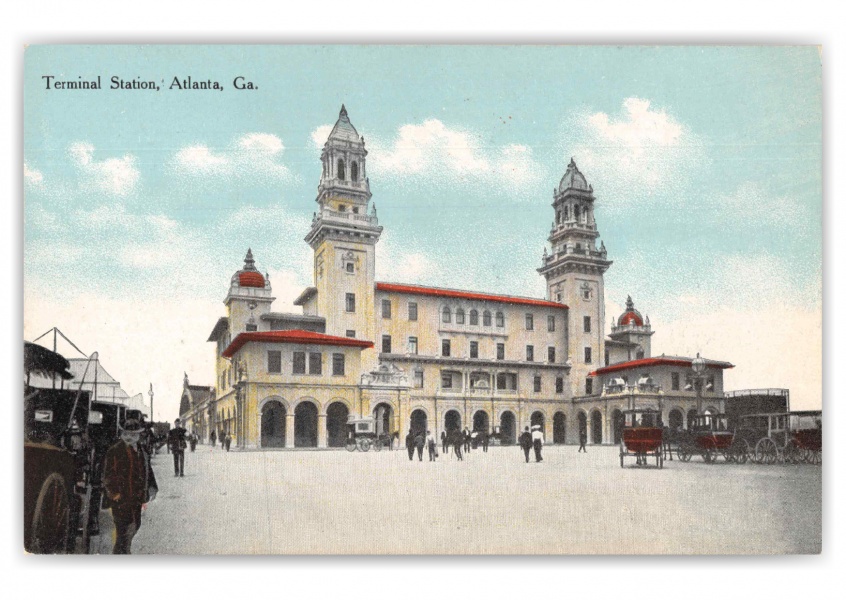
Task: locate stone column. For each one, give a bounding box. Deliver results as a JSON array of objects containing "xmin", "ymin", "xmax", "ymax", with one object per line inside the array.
[
  {"xmin": 285, "ymin": 414, "xmax": 296, "ymax": 448},
  {"xmin": 317, "ymin": 413, "xmax": 328, "ymax": 448}
]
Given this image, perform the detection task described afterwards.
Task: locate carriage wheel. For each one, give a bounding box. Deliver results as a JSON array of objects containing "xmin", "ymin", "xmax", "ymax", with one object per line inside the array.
[
  {"xmin": 782, "ymin": 440, "xmax": 799, "ymax": 465},
  {"xmin": 357, "ymin": 438, "xmax": 371, "ymax": 452},
  {"xmin": 373, "ymin": 439, "xmax": 382, "ymax": 452},
  {"xmin": 810, "ymin": 450, "xmax": 821, "ymax": 465},
  {"xmin": 677, "ymin": 445, "xmax": 692, "ymax": 462},
  {"xmin": 345, "ymin": 440, "xmax": 357, "ymax": 452},
  {"xmin": 30, "ymin": 473, "xmax": 70, "ymax": 554},
  {"xmin": 755, "ymin": 438, "xmax": 778, "ymax": 464},
  {"xmin": 733, "ymin": 440, "xmax": 749, "ymax": 465}
]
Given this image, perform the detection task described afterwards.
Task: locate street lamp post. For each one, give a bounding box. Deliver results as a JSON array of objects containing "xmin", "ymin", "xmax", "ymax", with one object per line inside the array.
[
  {"xmin": 690, "ymin": 352, "xmax": 707, "ymax": 416},
  {"xmin": 148, "ymin": 384, "xmax": 154, "ymax": 423},
  {"xmin": 235, "ymin": 359, "xmax": 248, "ymax": 449}
]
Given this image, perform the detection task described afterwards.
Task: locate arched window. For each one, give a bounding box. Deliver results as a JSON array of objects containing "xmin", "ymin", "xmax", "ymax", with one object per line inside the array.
[
  {"xmin": 442, "ymin": 307, "xmax": 451, "ymax": 323},
  {"xmin": 635, "ymin": 347, "xmax": 645, "ymax": 360},
  {"xmin": 351, "ymin": 161, "xmax": 358, "ymax": 181},
  {"xmin": 574, "ymin": 205, "xmax": 580, "ymax": 221},
  {"xmin": 337, "ymin": 159, "xmax": 345, "ymax": 180},
  {"xmin": 469, "ymin": 309, "xmax": 479, "ymax": 325},
  {"xmin": 495, "ymin": 311, "xmax": 505, "ymax": 327},
  {"xmin": 483, "ymin": 310, "xmax": 492, "ymax": 326},
  {"xmin": 564, "ymin": 205, "xmax": 569, "ymax": 220},
  {"xmin": 556, "ymin": 211, "xmax": 561, "ymax": 224},
  {"xmin": 455, "ymin": 308, "xmax": 465, "ymax": 324}
]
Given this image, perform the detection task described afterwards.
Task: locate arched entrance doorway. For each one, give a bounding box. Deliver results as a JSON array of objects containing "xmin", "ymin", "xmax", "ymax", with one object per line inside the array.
[
  {"xmin": 410, "ymin": 409, "xmax": 427, "ymax": 435},
  {"xmin": 553, "ymin": 412, "xmax": 566, "ymax": 444},
  {"xmin": 294, "ymin": 401, "xmax": 318, "ymax": 447},
  {"xmin": 591, "ymin": 410, "xmax": 603, "ymax": 444},
  {"xmin": 260, "ymin": 400, "xmax": 286, "ymax": 448},
  {"xmin": 612, "ymin": 409, "xmax": 624, "ymax": 444},
  {"xmin": 472, "ymin": 410, "xmax": 489, "ymax": 433},
  {"xmin": 444, "ymin": 409, "xmax": 462, "ymax": 433},
  {"xmin": 669, "ymin": 408, "xmax": 683, "ymax": 430},
  {"xmin": 531, "ymin": 411, "xmax": 545, "ymax": 432},
  {"xmin": 326, "ymin": 402, "xmax": 349, "ymax": 448},
  {"xmin": 373, "ymin": 402, "xmax": 394, "ymax": 437},
  {"xmin": 687, "ymin": 409, "xmax": 698, "ymax": 430},
  {"xmin": 499, "ymin": 411, "xmax": 516, "ymax": 445}
]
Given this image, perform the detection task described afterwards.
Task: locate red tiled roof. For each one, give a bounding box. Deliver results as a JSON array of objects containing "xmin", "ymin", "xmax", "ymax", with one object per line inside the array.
[
  {"xmin": 618, "ymin": 311, "xmax": 643, "ymax": 326},
  {"xmin": 222, "ymin": 329, "xmax": 373, "ymax": 358},
  {"xmin": 238, "ymin": 271, "xmax": 265, "ymax": 288},
  {"xmin": 590, "ymin": 356, "xmax": 734, "ymax": 377},
  {"xmin": 376, "ymin": 282, "xmax": 568, "ymax": 309}
]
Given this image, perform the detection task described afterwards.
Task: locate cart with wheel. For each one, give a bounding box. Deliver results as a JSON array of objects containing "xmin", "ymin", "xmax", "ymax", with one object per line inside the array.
[
  {"xmin": 735, "ymin": 413, "xmax": 790, "ymax": 464},
  {"xmin": 345, "ymin": 416, "xmax": 390, "ymax": 452},
  {"xmin": 677, "ymin": 413, "xmax": 748, "ymax": 464},
  {"xmin": 787, "ymin": 411, "xmax": 822, "ymax": 465},
  {"xmin": 619, "ymin": 409, "xmax": 664, "ymax": 468}
]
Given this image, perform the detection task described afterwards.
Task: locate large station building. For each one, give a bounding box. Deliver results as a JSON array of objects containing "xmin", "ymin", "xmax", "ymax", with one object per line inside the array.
[{"xmin": 193, "ymin": 106, "xmax": 735, "ymax": 449}]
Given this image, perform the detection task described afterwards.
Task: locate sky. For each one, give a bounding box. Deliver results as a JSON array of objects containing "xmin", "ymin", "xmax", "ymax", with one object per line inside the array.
[{"xmin": 22, "ymin": 45, "xmax": 822, "ymax": 419}]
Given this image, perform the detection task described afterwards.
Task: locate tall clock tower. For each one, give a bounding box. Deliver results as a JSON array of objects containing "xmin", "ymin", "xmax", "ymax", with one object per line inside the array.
[
  {"xmin": 304, "ymin": 106, "xmax": 382, "ymax": 358},
  {"xmin": 538, "ymin": 159, "xmax": 612, "ymax": 397}
]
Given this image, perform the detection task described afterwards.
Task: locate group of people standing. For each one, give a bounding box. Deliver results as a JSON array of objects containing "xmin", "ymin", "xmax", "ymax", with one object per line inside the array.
[
  {"xmin": 209, "ymin": 429, "xmax": 232, "ymax": 451},
  {"xmin": 404, "ymin": 427, "xmax": 493, "ymax": 462}
]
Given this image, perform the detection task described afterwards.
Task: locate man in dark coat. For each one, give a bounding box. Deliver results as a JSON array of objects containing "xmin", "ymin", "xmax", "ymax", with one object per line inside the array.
[
  {"xmin": 189, "ymin": 433, "xmax": 197, "ymax": 452},
  {"xmin": 414, "ymin": 431, "xmax": 425, "ymax": 461},
  {"xmin": 481, "ymin": 430, "xmax": 489, "ymax": 453},
  {"xmin": 405, "ymin": 429, "xmax": 415, "ymax": 461},
  {"xmin": 451, "ymin": 430, "xmax": 463, "ymax": 461},
  {"xmin": 102, "ymin": 419, "xmax": 158, "ymax": 554},
  {"xmin": 210, "ymin": 429, "xmax": 217, "ymax": 448},
  {"xmin": 463, "ymin": 427, "xmax": 471, "ymax": 453},
  {"xmin": 168, "ymin": 418, "xmax": 188, "ymax": 477},
  {"xmin": 578, "ymin": 427, "xmax": 588, "ymax": 453},
  {"xmin": 224, "ymin": 433, "xmax": 232, "ymax": 452},
  {"xmin": 441, "ymin": 430, "xmax": 448, "ymax": 454},
  {"xmin": 519, "ymin": 426, "xmax": 533, "ymax": 463}
]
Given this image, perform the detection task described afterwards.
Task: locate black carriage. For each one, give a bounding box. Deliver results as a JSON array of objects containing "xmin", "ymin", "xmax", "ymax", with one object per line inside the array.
[
  {"xmin": 735, "ymin": 411, "xmax": 822, "ymax": 465},
  {"xmin": 619, "ymin": 409, "xmax": 664, "ymax": 468},
  {"xmin": 676, "ymin": 413, "xmax": 748, "ymax": 464},
  {"xmin": 345, "ymin": 416, "xmax": 392, "ymax": 452}
]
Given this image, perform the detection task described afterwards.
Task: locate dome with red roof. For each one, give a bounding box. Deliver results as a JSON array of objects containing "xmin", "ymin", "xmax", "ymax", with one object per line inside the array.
[
  {"xmin": 232, "ymin": 248, "xmax": 266, "ymax": 288},
  {"xmin": 618, "ymin": 295, "xmax": 644, "ymax": 326}
]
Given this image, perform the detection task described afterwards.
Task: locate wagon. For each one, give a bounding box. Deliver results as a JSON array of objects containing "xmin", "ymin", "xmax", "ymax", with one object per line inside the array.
[
  {"xmin": 677, "ymin": 413, "xmax": 748, "ymax": 464},
  {"xmin": 619, "ymin": 409, "xmax": 663, "ymax": 468},
  {"xmin": 736, "ymin": 411, "xmax": 821, "ymax": 465},
  {"xmin": 345, "ymin": 416, "xmax": 392, "ymax": 452},
  {"xmin": 787, "ymin": 411, "xmax": 822, "ymax": 465}
]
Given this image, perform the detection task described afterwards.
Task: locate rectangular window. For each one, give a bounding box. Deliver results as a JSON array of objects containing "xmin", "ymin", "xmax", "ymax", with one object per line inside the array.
[
  {"xmin": 586, "ymin": 378, "xmax": 593, "ymax": 395},
  {"xmin": 414, "ymin": 370, "xmax": 424, "ymax": 389},
  {"xmin": 267, "ymin": 350, "xmax": 282, "ymax": 373},
  {"xmin": 308, "ymin": 352, "xmax": 322, "ymax": 375},
  {"xmin": 548, "ymin": 346, "xmax": 556, "ymax": 363},
  {"xmin": 525, "ymin": 313, "xmax": 534, "ymax": 330},
  {"xmin": 382, "ymin": 335, "xmax": 392, "ymax": 354},
  {"xmin": 381, "ymin": 299, "xmax": 391, "ymax": 318},
  {"xmin": 293, "ymin": 351, "xmax": 306, "ymax": 374},
  {"xmin": 441, "ymin": 373, "xmax": 453, "ymax": 389},
  {"xmin": 345, "ymin": 293, "xmax": 355, "ymax": 312},
  {"xmin": 584, "ymin": 316, "xmax": 591, "ymax": 333},
  {"xmin": 345, "ymin": 262, "xmax": 354, "ymax": 273},
  {"xmin": 584, "ymin": 347, "xmax": 592, "ymax": 363},
  {"xmin": 456, "ymin": 310, "xmax": 465, "ymax": 325},
  {"xmin": 548, "ymin": 315, "xmax": 555, "ymax": 332},
  {"xmin": 408, "ymin": 302, "xmax": 418, "ymax": 321},
  {"xmin": 496, "ymin": 343, "xmax": 505, "ymax": 360},
  {"xmin": 442, "ymin": 339, "xmax": 451, "ymax": 357},
  {"xmin": 408, "ymin": 336, "xmax": 418, "ymax": 355},
  {"xmin": 556, "ymin": 377, "xmax": 564, "ymax": 394},
  {"xmin": 496, "ymin": 312, "xmax": 504, "ymax": 327},
  {"xmin": 526, "ymin": 345, "xmax": 534, "ymax": 362},
  {"xmin": 246, "ymin": 322, "xmax": 258, "ymax": 332},
  {"xmin": 346, "ymin": 330, "xmax": 356, "ymax": 338},
  {"xmin": 605, "ymin": 350, "xmax": 610, "ymax": 367},
  {"xmin": 671, "ymin": 372, "xmax": 680, "ymax": 391},
  {"xmin": 332, "ymin": 353, "xmax": 345, "ymax": 376},
  {"xmin": 534, "ymin": 375, "xmax": 542, "ymax": 393},
  {"xmin": 496, "ymin": 373, "xmax": 517, "ymax": 391},
  {"xmin": 470, "ymin": 341, "xmax": 478, "ymax": 359},
  {"xmin": 483, "ymin": 311, "xmax": 492, "ymax": 326}
]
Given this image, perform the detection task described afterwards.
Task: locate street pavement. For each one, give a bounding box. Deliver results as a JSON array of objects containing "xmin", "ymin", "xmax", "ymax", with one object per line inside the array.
[{"xmin": 89, "ymin": 443, "xmax": 822, "ymax": 555}]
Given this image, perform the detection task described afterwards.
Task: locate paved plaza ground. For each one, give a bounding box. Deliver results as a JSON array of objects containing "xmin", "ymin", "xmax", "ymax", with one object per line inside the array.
[{"xmin": 89, "ymin": 443, "xmax": 822, "ymax": 555}]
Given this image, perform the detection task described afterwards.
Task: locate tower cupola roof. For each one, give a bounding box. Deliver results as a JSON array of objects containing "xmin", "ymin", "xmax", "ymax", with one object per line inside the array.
[
  {"xmin": 327, "ymin": 104, "xmax": 362, "ymax": 143},
  {"xmin": 558, "ymin": 158, "xmax": 592, "ymax": 193},
  {"xmin": 233, "ymin": 248, "xmax": 266, "ymax": 288},
  {"xmin": 618, "ymin": 295, "xmax": 644, "ymax": 326}
]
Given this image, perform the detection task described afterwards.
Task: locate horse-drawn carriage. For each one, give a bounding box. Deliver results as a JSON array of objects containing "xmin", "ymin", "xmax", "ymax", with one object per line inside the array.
[
  {"xmin": 676, "ymin": 413, "xmax": 749, "ymax": 464},
  {"xmin": 24, "ymin": 342, "xmax": 100, "ymax": 554},
  {"xmin": 735, "ymin": 411, "xmax": 822, "ymax": 464},
  {"xmin": 345, "ymin": 416, "xmax": 393, "ymax": 452},
  {"xmin": 619, "ymin": 409, "xmax": 664, "ymax": 468}
]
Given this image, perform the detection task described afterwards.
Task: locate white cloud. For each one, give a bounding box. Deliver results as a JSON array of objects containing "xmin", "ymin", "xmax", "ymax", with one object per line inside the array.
[
  {"xmin": 565, "ymin": 98, "xmax": 703, "ymax": 210},
  {"xmin": 362, "ymin": 119, "xmax": 545, "ymax": 195},
  {"xmin": 713, "ymin": 181, "xmax": 809, "ymax": 231},
  {"xmin": 68, "ymin": 141, "xmax": 140, "ymax": 196},
  {"xmin": 171, "ymin": 132, "xmax": 293, "ymax": 184},
  {"xmin": 24, "ymin": 162, "xmax": 44, "ymax": 185},
  {"xmin": 310, "ymin": 125, "xmax": 333, "ymax": 149}
]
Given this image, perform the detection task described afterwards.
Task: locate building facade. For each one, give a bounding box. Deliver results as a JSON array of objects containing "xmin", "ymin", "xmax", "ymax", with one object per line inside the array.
[{"xmin": 205, "ymin": 106, "xmax": 734, "ymax": 449}]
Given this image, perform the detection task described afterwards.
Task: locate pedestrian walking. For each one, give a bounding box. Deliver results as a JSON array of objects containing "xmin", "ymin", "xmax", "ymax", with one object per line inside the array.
[
  {"xmin": 426, "ymin": 430, "xmax": 438, "ymax": 461},
  {"xmin": 441, "ymin": 430, "xmax": 448, "ymax": 454},
  {"xmin": 405, "ymin": 429, "xmax": 415, "ymax": 461},
  {"xmin": 451, "ymin": 430, "xmax": 464, "ymax": 461},
  {"xmin": 531, "ymin": 424, "xmax": 544, "ymax": 462},
  {"xmin": 519, "ymin": 426, "xmax": 533, "ymax": 463},
  {"xmin": 414, "ymin": 430, "xmax": 425, "ymax": 461},
  {"xmin": 578, "ymin": 428, "xmax": 587, "ymax": 453},
  {"xmin": 481, "ymin": 430, "xmax": 489, "ymax": 453},
  {"xmin": 463, "ymin": 427, "xmax": 471, "ymax": 453},
  {"xmin": 225, "ymin": 433, "xmax": 232, "ymax": 452},
  {"xmin": 220, "ymin": 430, "xmax": 225, "ymax": 448},
  {"xmin": 210, "ymin": 429, "xmax": 217, "ymax": 448},
  {"xmin": 102, "ymin": 418, "xmax": 158, "ymax": 554},
  {"xmin": 189, "ymin": 433, "xmax": 197, "ymax": 452},
  {"xmin": 168, "ymin": 418, "xmax": 188, "ymax": 477}
]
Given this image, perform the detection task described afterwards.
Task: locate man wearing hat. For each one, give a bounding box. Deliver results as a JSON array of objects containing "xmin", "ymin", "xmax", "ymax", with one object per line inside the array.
[
  {"xmin": 531, "ymin": 424, "xmax": 544, "ymax": 463},
  {"xmin": 168, "ymin": 418, "xmax": 188, "ymax": 477},
  {"xmin": 519, "ymin": 426, "xmax": 533, "ymax": 463},
  {"xmin": 102, "ymin": 418, "xmax": 158, "ymax": 554}
]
